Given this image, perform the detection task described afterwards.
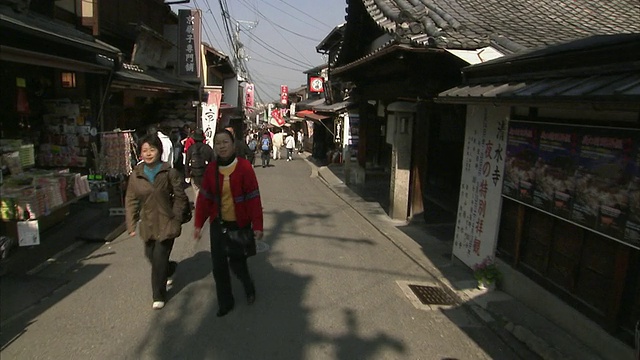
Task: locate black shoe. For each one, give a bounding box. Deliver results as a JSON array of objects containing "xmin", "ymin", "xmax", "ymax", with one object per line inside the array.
[
  {"xmin": 245, "ymin": 280, "xmax": 256, "ymax": 305},
  {"xmin": 247, "ymin": 293, "xmax": 256, "ymax": 305},
  {"xmin": 216, "ymin": 302, "xmax": 234, "ymax": 317}
]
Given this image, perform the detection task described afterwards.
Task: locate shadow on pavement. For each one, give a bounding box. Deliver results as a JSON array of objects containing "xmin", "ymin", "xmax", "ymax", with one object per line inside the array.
[{"xmin": 130, "ymin": 179, "xmax": 408, "ymax": 359}]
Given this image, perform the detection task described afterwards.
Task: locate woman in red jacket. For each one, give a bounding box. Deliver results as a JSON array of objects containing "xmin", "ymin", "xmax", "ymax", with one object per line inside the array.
[{"xmin": 193, "ymin": 128, "xmax": 264, "ymax": 317}]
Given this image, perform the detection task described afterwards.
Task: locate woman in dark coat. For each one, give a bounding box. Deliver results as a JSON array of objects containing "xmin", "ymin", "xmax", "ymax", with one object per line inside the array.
[
  {"xmin": 193, "ymin": 129, "xmax": 264, "ymax": 317},
  {"xmin": 125, "ymin": 134, "xmax": 189, "ymax": 310}
]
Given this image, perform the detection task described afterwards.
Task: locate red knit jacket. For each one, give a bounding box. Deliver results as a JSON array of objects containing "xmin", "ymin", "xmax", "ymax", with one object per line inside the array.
[{"xmin": 194, "ymin": 157, "xmax": 263, "ymax": 231}]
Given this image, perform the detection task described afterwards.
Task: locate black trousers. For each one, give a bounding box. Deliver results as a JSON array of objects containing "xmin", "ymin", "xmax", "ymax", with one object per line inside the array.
[
  {"xmin": 261, "ymin": 150, "xmax": 270, "ymax": 167},
  {"xmin": 144, "ymin": 239, "xmax": 175, "ymax": 302},
  {"xmin": 210, "ymin": 220, "xmax": 254, "ymax": 309}
]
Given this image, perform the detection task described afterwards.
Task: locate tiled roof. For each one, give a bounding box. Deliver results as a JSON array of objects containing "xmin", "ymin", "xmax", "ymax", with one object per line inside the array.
[{"xmin": 361, "ymin": 0, "xmax": 640, "ymax": 53}]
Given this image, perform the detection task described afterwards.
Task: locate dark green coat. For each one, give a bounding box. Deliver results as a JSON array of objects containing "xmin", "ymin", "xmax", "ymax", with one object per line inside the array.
[{"xmin": 125, "ymin": 162, "xmax": 188, "ymax": 241}]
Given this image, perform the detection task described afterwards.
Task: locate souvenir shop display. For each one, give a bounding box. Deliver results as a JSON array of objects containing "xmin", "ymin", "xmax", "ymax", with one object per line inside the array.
[
  {"xmin": 1, "ymin": 169, "xmax": 91, "ymax": 222},
  {"xmin": 99, "ymin": 130, "xmax": 137, "ymax": 176},
  {"xmin": 38, "ymin": 99, "xmax": 94, "ymax": 168}
]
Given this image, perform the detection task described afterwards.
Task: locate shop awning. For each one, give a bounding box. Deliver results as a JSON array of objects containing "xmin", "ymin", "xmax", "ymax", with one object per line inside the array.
[
  {"xmin": 0, "ymin": 6, "xmax": 120, "ymax": 58},
  {"xmin": 437, "ymin": 72, "xmax": 640, "ymax": 108},
  {"xmin": 313, "ymin": 100, "xmax": 354, "ymax": 113},
  {"xmin": 295, "ymin": 110, "xmax": 314, "ymax": 117},
  {"xmin": 220, "ymin": 103, "xmax": 236, "ymax": 111},
  {"xmin": 295, "ymin": 98, "xmax": 326, "ymax": 111},
  {"xmin": 112, "ymin": 65, "xmax": 197, "ymax": 92},
  {"xmin": 304, "ymin": 113, "xmax": 331, "ymax": 121},
  {"xmin": 1, "ymin": 45, "xmax": 112, "ymax": 73}
]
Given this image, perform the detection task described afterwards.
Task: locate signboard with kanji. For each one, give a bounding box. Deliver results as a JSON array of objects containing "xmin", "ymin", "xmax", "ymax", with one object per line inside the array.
[
  {"xmin": 453, "ymin": 106, "xmax": 508, "ymax": 268},
  {"xmin": 178, "ymin": 9, "xmax": 201, "ymax": 78}
]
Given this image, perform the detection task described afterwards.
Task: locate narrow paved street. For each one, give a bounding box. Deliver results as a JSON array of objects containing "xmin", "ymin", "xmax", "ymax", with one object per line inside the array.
[{"xmin": 1, "ymin": 155, "xmax": 522, "ymax": 359}]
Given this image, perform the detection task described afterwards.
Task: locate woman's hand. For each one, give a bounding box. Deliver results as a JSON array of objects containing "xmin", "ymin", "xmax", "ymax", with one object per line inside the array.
[
  {"xmin": 254, "ymin": 230, "xmax": 263, "ymax": 240},
  {"xmin": 129, "ymin": 231, "xmax": 136, "ymax": 237},
  {"xmin": 194, "ymin": 227, "xmax": 202, "ymax": 240}
]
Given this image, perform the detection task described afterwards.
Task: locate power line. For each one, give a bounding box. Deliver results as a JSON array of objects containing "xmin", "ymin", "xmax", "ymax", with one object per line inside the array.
[
  {"xmin": 257, "ymin": 0, "xmax": 334, "ymax": 31},
  {"xmin": 236, "ymin": 0, "xmax": 314, "ymax": 65},
  {"xmin": 240, "ymin": 29, "xmax": 313, "ymax": 68},
  {"xmin": 249, "ymin": 57, "xmax": 306, "ymax": 72},
  {"xmin": 191, "ymin": 0, "xmax": 224, "ymax": 50},
  {"xmin": 237, "ymin": 0, "xmax": 323, "ymax": 42}
]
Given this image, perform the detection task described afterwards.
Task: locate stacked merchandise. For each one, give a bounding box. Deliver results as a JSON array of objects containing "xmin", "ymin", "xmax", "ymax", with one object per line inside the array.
[
  {"xmin": 1, "ymin": 139, "xmax": 30, "ymax": 176},
  {"xmin": 38, "ymin": 99, "xmax": 93, "ymax": 168},
  {"xmin": 0, "ymin": 171, "xmax": 90, "ymax": 221},
  {"xmin": 99, "ymin": 131, "xmax": 136, "ymax": 176}
]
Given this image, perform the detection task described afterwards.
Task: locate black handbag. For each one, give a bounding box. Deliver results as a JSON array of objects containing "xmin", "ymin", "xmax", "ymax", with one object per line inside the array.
[
  {"xmin": 215, "ymin": 164, "xmax": 256, "ymax": 257},
  {"xmin": 225, "ymin": 227, "xmax": 257, "ymax": 257}
]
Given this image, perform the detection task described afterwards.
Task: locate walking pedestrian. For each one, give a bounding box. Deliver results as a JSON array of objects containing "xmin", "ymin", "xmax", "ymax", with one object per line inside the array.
[
  {"xmin": 125, "ymin": 134, "xmax": 189, "ymax": 310},
  {"xmin": 272, "ymin": 130, "xmax": 284, "ymax": 160},
  {"xmin": 297, "ymin": 129, "xmax": 304, "ymax": 153},
  {"xmin": 185, "ymin": 129, "xmax": 215, "ymax": 202},
  {"xmin": 193, "ymin": 128, "xmax": 264, "ymax": 317},
  {"xmin": 247, "ymin": 135, "xmax": 258, "ymax": 166},
  {"xmin": 260, "ymin": 132, "xmax": 271, "ymax": 168},
  {"xmin": 149, "ymin": 125, "xmax": 174, "ymax": 168},
  {"xmin": 285, "ymin": 131, "xmax": 295, "ymax": 161}
]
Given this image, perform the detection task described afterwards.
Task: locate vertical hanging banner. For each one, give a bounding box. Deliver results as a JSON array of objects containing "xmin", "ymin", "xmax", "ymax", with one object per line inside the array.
[
  {"xmin": 245, "ymin": 83, "xmax": 255, "ymax": 108},
  {"xmin": 178, "ymin": 9, "xmax": 202, "ymax": 78},
  {"xmin": 453, "ymin": 106, "xmax": 508, "ymax": 269},
  {"xmin": 280, "ymin": 85, "xmax": 289, "ymax": 105},
  {"xmin": 202, "ymin": 88, "xmax": 222, "ymax": 148}
]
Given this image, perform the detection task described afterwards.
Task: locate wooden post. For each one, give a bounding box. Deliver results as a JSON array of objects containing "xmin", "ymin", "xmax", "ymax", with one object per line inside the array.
[{"xmin": 606, "ymin": 243, "xmax": 630, "ymax": 331}]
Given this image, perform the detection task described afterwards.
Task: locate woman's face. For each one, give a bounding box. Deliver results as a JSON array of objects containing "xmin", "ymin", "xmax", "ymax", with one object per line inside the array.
[
  {"xmin": 140, "ymin": 142, "xmax": 160, "ymax": 164},
  {"xmin": 214, "ymin": 132, "xmax": 235, "ymax": 159}
]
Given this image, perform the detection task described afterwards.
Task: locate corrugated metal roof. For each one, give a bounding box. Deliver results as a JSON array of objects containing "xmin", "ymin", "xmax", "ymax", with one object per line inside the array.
[
  {"xmin": 295, "ymin": 98, "xmax": 326, "ymax": 110},
  {"xmin": 438, "ymin": 73, "xmax": 640, "ymax": 104},
  {"xmin": 113, "ymin": 66, "xmax": 196, "ymax": 91}
]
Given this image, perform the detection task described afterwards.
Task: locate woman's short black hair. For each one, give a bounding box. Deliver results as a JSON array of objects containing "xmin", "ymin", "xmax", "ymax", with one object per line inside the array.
[
  {"xmin": 138, "ymin": 134, "xmax": 163, "ymax": 157},
  {"xmin": 214, "ymin": 128, "xmax": 235, "ymax": 143}
]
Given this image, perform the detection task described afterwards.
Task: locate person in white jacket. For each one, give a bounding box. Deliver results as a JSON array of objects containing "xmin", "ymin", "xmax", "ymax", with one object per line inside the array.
[
  {"xmin": 285, "ymin": 131, "xmax": 296, "ymax": 161},
  {"xmin": 271, "ymin": 131, "xmax": 284, "ymax": 160},
  {"xmin": 149, "ymin": 125, "xmax": 174, "ymax": 168}
]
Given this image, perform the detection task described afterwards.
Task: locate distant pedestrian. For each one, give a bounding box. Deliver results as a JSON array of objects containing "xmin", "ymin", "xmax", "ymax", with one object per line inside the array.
[
  {"xmin": 186, "ymin": 129, "xmax": 215, "ymax": 201},
  {"xmin": 272, "ymin": 130, "xmax": 284, "ymax": 160},
  {"xmin": 193, "ymin": 128, "xmax": 264, "ymax": 317},
  {"xmin": 297, "ymin": 129, "xmax": 304, "ymax": 153},
  {"xmin": 247, "ymin": 135, "xmax": 258, "ymax": 166},
  {"xmin": 260, "ymin": 132, "xmax": 272, "ymax": 168},
  {"xmin": 285, "ymin": 131, "xmax": 295, "ymax": 161},
  {"xmin": 125, "ymin": 134, "xmax": 189, "ymax": 310},
  {"xmin": 226, "ymin": 126, "xmax": 252, "ymax": 160},
  {"xmin": 149, "ymin": 125, "xmax": 174, "ymax": 168}
]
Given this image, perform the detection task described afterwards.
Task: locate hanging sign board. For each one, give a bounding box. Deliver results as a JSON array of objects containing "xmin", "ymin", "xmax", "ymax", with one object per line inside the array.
[{"xmin": 178, "ymin": 9, "xmax": 202, "ymax": 78}]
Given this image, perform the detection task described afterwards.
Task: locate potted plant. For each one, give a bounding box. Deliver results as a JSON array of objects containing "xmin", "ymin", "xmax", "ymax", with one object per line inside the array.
[{"xmin": 473, "ymin": 257, "xmax": 502, "ymax": 290}]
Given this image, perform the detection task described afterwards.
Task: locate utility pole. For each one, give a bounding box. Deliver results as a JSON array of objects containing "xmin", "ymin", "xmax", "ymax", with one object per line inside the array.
[{"xmin": 233, "ymin": 20, "xmax": 257, "ymax": 81}]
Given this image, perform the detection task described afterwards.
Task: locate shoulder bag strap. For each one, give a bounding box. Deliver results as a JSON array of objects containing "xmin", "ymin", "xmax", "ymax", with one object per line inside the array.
[{"xmin": 215, "ymin": 163, "xmax": 221, "ymax": 222}]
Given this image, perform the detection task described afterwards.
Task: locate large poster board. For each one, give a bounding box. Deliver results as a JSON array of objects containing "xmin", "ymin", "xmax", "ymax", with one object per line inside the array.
[
  {"xmin": 453, "ymin": 106, "xmax": 508, "ymax": 268},
  {"xmin": 503, "ymin": 121, "xmax": 640, "ymax": 249}
]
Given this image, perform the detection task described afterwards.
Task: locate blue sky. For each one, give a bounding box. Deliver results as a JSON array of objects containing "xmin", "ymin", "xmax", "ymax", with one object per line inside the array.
[{"xmin": 170, "ymin": 0, "xmax": 347, "ymax": 103}]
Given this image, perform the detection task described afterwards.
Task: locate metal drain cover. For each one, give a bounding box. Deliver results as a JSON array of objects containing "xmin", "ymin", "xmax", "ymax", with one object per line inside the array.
[{"xmin": 408, "ymin": 284, "xmax": 455, "ymax": 306}]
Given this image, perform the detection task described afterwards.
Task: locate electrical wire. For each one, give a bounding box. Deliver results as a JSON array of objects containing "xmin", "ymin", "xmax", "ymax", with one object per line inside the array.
[
  {"xmin": 236, "ymin": 0, "xmax": 313, "ymax": 65},
  {"xmin": 257, "ymin": 0, "xmax": 333, "ymax": 31},
  {"xmin": 191, "ymin": 0, "xmax": 224, "ymax": 50}
]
